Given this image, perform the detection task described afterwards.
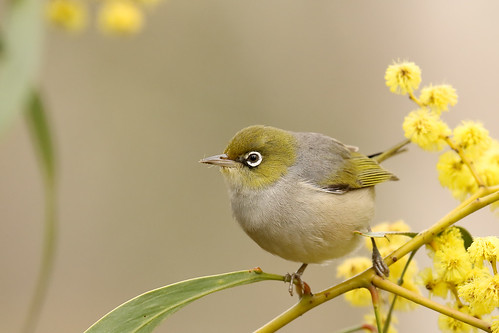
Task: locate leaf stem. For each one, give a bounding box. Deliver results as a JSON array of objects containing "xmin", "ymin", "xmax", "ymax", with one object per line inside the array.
[
  {"xmin": 372, "ymin": 138, "xmax": 411, "ymax": 164},
  {"xmin": 368, "ymin": 285, "xmax": 383, "ymax": 333},
  {"xmin": 408, "ymin": 90, "xmax": 423, "ymax": 107},
  {"xmin": 450, "ymin": 285, "xmax": 464, "ymax": 308}
]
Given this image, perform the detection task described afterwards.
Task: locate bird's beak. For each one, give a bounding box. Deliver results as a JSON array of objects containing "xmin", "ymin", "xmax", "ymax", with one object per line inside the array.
[{"xmin": 199, "ymin": 154, "xmax": 239, "ymax": 168}]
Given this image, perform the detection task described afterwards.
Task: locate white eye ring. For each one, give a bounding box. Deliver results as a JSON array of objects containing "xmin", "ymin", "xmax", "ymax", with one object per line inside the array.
[{"xmin": 244, "ymin": 151, "xmax": 263, "ymax": 167}]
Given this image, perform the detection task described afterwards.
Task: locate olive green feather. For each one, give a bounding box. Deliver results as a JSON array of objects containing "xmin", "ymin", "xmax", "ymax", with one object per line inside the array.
[
  {"xmin": 321, "ymin": 152, "xmax": 397, "ymax": 190},
  {"xmin": 223, "ymin": 125, "xmax": 298, "ymax": 189},
  {"xmin": 348, "ymin": 152, "xmax": 398, "ymax": 187}
]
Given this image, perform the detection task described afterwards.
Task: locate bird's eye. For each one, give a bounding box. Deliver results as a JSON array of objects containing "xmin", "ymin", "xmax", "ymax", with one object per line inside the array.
[{"xmin": 244, "ymin": 151, "xmax": 263, "ymax": 167}]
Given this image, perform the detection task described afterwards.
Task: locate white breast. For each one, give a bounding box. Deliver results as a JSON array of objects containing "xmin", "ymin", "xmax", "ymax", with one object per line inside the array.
[{"xmin": 227, "ymin": 177, "xmax": 375, "ymax": 264}]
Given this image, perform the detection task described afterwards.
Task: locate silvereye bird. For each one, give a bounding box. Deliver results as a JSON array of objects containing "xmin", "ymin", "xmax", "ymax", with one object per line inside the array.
[{"xmin": 201, "ymin": 125, "xmax": 403, "ymax": 295}]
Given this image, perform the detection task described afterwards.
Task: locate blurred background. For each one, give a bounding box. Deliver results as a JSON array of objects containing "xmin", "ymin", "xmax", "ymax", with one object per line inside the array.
[{"xmin": 1, "ymin": 0, "xmax": 499, "ymax": 332}]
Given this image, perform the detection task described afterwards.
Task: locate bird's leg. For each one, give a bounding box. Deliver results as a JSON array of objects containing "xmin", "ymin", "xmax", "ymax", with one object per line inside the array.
[
  {"xmin": 285, "ymin": 263, "xmax": 309, "ymax": 297},
  {"xmin": 371, "ymin": 237, "xmax": 389, "ymax": 277}
]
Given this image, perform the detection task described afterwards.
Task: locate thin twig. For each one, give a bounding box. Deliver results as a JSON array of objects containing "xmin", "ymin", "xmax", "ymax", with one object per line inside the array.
[
  {"xmin": 373, "ymin": 276, "xmax": 491, "ymax": 332},
  {"xmin": 444, "ymin": 136, "xmax": 485, "ymax": 187}
]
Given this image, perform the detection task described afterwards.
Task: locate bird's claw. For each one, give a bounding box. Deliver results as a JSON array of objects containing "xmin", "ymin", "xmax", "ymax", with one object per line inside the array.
[
  {"xmin": 285, "ymin": 270, "xmax": 311, "ymax": 297},
  {"xmin": 372, "ymin": 243, "xmax": 389, "ymax": 277},
  {"xmin": 285, "ymin": 272, "xmax": 303, "ymax": 296}
]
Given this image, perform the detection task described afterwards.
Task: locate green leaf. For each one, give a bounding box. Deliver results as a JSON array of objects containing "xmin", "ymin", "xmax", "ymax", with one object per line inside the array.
[
  {"xmin": 85, "ymin": 269, "xmax": 285, "ymax": 333},
  {"xmin": 22, "ymin": 91, "xmax": 58, "ymax": 333},
  {"xmin": 456, "ymin": 226, "xmax": 473, "ymax": 250},
  {"xmin": 26, "ymin": 91, "xmax": 55, "ymax": 182},
  {"xmin": 0, "ymin": 0, "xmax": 44, "ymax": 135},
  {"xmin": 355, "ymin": 231, "xmax": 419, "ymax": 239}
]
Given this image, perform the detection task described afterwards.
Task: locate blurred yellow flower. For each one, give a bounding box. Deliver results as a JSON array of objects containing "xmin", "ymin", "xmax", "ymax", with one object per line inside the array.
[
  {"xmin": 46, "ymin": 0, "xmax": 87, "ymax": 32},
  {"xmin": 477, "ymin": 141, "xmax": 499, "ymax": 187},
  {"xmin": 434, "ymin": 246, "xmax": 471, "ymax": 284},
  {"xmin": 469, "ymin": 273, "xmax": 499, "ymax": 314},
  {"xmin": 366, "ymin": 220, "xmax": 411, "ymax": 256},
  {"xmin": 391, "ymin": 255, "xmax": 417, "ymax": 277},
  {"xmin": 458, "ymin": 270, "xmax": 495, "ymax": 315},
  {"xmin": 337, "ymin": 257, "xmax": 373, "ymax": 307},
  {"xmin": 492, "ymin": 317, "xmax": 499, "ymax": 333},
  {"xmin": 419, "ymin": 84, "xmax": 458, "ymax": 114},
  {"xmin": 419, "ymin": 267, "xmax": 449, "ymax": 298},
  {"xmin": 467, "ymin": 236, "xmax": 499, "ymax": 266},
  {"xmin": 385, "ymin": 61, "xmax": 422, "ymax": 95},
  {"xmin": 453, "ymin": 121, "xmax": 492, "ymax": 157},
  {"xmin": 363, "ymin": 220, "xmax": 421, "ymax": 310},
  {"xmin": 464, "ymin": 265, "xmax": 492, "ymax": 282},
  {"xmin": 344, "ymin": 288, "xmax": 372, "ymax": 307},
  {"xmin": 98, "ymin": 0, "xmax": 144, "ymax": 35},
  {"xmin": 403, "ymin": 109, "xmax": 451, "ymax": 151},
  {"xmin": 430, "ymin": 227, "xmax": 465, "ymax": 254},
  {"xmin": 337, "ymin": 257, "xmax": 372, "ymax": 279},
  {"xmin": 437, "ymin": 151, "xmax": 477, "ymax": 200},
  {"xmin": 136, "ymin": 0, "xmax": 164, "ymax": 6},
  {"xmin": 390, "ymin": 278, "xmax": 420, "ymax": 311}
]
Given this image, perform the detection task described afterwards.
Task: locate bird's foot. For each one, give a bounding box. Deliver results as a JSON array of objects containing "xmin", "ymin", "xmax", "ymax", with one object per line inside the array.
[
  {"xmin": 372, "ymin": 241, "xmax": 389, "ymax": 277},
  {"xmin": 284, "ymin": 263, "xmax": 311, "ymax": 297}
]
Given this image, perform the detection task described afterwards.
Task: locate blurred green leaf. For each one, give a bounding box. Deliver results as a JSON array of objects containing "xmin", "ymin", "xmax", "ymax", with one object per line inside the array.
[
  {"xmin": 0, "ymin": 31, "xmax": 4, "ymax": 57},
  {"xmin": 26, "ymin": 91, "xmax": 55, "ymax": 182},
  {"xmin": 85, "ymin": 269, "xmax": 285, "ymax": 333},
  {"xmin": 22, "ymin": 91, "xmax": 57, "ymax": 333},
  {"xmin": 0, "ymin": 0, "xmax": 43, "ymax": 135}
]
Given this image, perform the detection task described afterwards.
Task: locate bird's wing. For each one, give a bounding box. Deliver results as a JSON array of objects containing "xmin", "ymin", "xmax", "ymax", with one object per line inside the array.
[
  {"xmin": 318, "ymin": 151, "xmax": 398, "ymax": 193},
  {"xmin": 292, "ymin": 132, "xmax": 398, "ymax": 193}
]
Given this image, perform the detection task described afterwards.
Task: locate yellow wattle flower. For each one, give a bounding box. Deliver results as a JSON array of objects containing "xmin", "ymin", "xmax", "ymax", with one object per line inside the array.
[
  {"xmin": 433, "ymin": 246, "xmax": 472, "ymax": 284},
  {"xmin": 419, "ymin": 267, "xmax": 449, "ymax": 298},
  {"xmin": 98, "ymin": 0, "xmax": 144, "ymax": 35},
  {"xmin": 467, "ymin": 236, "xmax": 499, "ymax": 266},
  {"xmin": 344, "ymin": 288, "xmax": 372, "ymax": 307},
  {"xmin": 431, "ymin": 227, "xmax": 465, "ymax": 253},
  {"xmin": 453, "ymin": 121, "xmax": 492, "ymax": 157},
  {"xmin": 46, "ymin": 0, "xmax": 87, "ymax": 32},
  {"xmin": 136, "ymin": 0, "xmax": 164, "ymax": 6},
  {"xmin": 492, "ymin": 317, "xmax": 499, "ymax": 333},
  {"xmin": 458, "ymin": 269, "xmax": 495, "ymax": 315},
  {"xmin": 403, "ymin": 109, "xmax": 451, "ymax": 151},
  {"xmin": 436, "ymin": 151, "xmax": 477, "ymax": 200},
  {"xmin": 419, "ymin": 84, "xmax": 458, "ymax": 114},
  {"xmin": 385, "ymin": 61, "xmax": 422, "ymax": 95},
  {"xmin": 477, "ymin": 141, "xmax": 499, "ymax": 187},
  {"xmin": 337, "ymin": 257, "xmax": 373, "ymax": 307},
  {"xmin": 473, "ymin": 274, "xmax": 499, "ymax": 314},
  {"xmin": 388, "ymin": 256, "xmax": 418, "ymax": 282},
  {"xmin": 336, "ymin": 257, "xmax": 372, "ymax": 279}
]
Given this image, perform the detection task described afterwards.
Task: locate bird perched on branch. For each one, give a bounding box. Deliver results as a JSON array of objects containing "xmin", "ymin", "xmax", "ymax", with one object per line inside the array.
[{"xmin": 201, "ymin": 125, "xmax": 406, "ymax": 295}]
